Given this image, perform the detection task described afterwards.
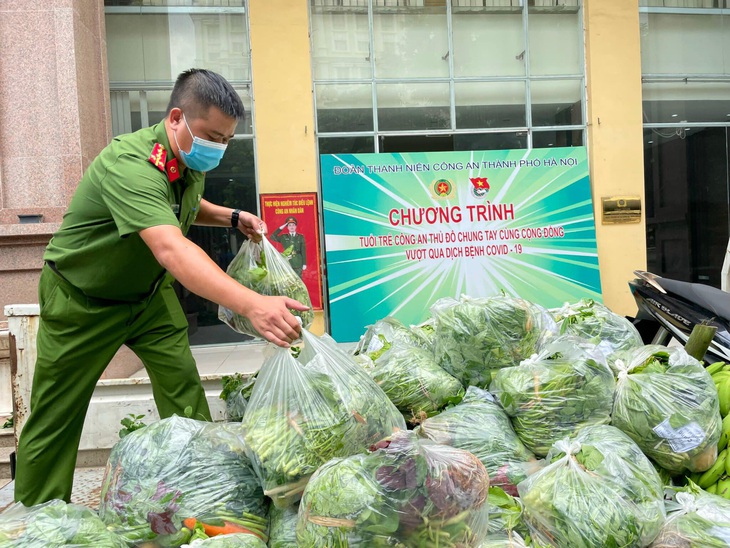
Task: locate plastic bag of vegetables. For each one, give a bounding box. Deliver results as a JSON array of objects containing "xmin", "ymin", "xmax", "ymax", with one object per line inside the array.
[
  {"xmin": 519, "ymin": 425, "xmax": 666, "ymax": 547},
  {"xmin": 415, "ymin": 386, "xmax": 537, "ymax": 494},
  {"xmin": 353, "ymin": 316, "xmax": 422, "ymax": 360},
  {"xmin": 489, "ymin": 336, "xmax": 615, "ymax": 457},
  {"xmin": 296, "ymin": 430, "xmax": 490, "ymax": 547},
  {"xmin": 241, "ymin": 328, "xmax": 406, "ymax": 508},
  {"xmin": 0, "ymin": 500, "xmax": 127, "ymax": 547},
  {"xmin": 551, "ymin": 299, "xmax": 642, "ymax": 359},
  {"xmin": 220, "ymin": 372, "xmax": 257, "ymax": 422},
  {"xmin": 218, "ymin": 236, "xmax": 313, "ymax": 337},
  {"xmin": 367, "ymin": 341, "xmax": 465, "ymax": 424},
  {"xmin": 182, "ymin": 532, "xmax": 267, "ymax": 547},
  {"xmin": 267, "ymin": 504, "xmax": 299, "ymax": 548},
  {"xmin": 99, "ymin": 417, "xmax": 268, "ymax": 547},
  {"xmin": 431, "ymin": 294, "xmax": 546, "ymax": 388},
  {"xmin": 651, "ymin": 484, "xmax": 730, "ymax": 547},
  {"xmin": 478, "ymin": 532, "xmax": 530, "ymax": 548},
  {"xmin": 611, "ymin": 345, "xmax": 721, "ymax": 474}
]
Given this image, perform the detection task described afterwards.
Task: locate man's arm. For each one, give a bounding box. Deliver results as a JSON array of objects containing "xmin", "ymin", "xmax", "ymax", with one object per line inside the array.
[
  {"xmin": 139, "ymin": 224, "xmax": 308, "ymax": 347},
  {"xmin": 195, "ymin": 199, "xmax": 267, "ymax": 240}
]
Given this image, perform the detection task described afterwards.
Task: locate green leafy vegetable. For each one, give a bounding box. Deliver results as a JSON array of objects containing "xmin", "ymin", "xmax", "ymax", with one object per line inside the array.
[
  {"xmin": 652, "ymin": 483, "xmax": 730, "ymax": 547},
  {"xmin": 611, "ymin": 345, "xmax": 722, "ymax": 474},
  {"xmin": 489, "ymin": 336, "xmax": 615, "ymax": 457},
  {"xmin": 354, "ymin": 317, "xmax": 422, "ymax": 361},
  {"xmin": 415, "ymin": 386, "xmax": 536, "ymax": 495},
  {"xmin": 267, "ymin": 503, "xmax": 299, "ymax": 548},
  {"xmin": 431, "ymin": 295, "xmax": 545, "ymax": 388},
  {"xmin": 296, "ymin": 430, "xmax": 491, "ymax": 547},
  {"xmin": 518, "ymin": 425, "xmax": 666, "ymax": 548},
  {"xmin": 99, "ymin": 416, "xmax": 268, "ymax": 546},
  {"xmin": 183, "ymin": 532, "xmax": 268, "ymax": 547},
  {"xmin": 220, "ymin": 373, "xmax": 257, "ymax": 422},
  {"xmin": 242, "ymin": 330, "xmax": 405, "ymax": 508},
  {"xmin": 551, "ymin": 299, "xmax": 643, "ymax": 359},
  {"xmin": 368, "ymin": 342, "xmax": 465, "ymax": 424},
  {"xmin": 0, "ymin": 500, "xmax": 127, "ymax": 547},
  {"xmin": 219, "ymin": 237, "xmax": 313, "ymax": 337}
]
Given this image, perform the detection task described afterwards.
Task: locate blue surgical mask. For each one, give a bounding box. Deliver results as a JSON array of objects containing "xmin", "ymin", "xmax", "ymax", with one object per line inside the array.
[{"xmin": 174, "ymin": 113, "xmax": 228, "ymax": 172}]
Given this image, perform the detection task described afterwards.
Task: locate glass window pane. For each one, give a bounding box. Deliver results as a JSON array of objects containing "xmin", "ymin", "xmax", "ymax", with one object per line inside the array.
[
  {"xmin": 643, "ymin": 82, "xmax": 730, "ymax": 124},
  {"xmin": 455, "ymin": 81, "xmax": 526, "ymax": 129},
  {"xmin": 452, "ymin": 11, "xmax": 525, "ymax": 77},
  {"xmin": 643, "ymin": 127, "xmax": 729, "ymax": 286},
  {"xmin": 640, "ymin": 13, "xmax": 730, "ymax": 75},
  {"xmin": 316, "ymin": 84, "xmax": 374, "ymax": 132},
  {"xmin": 310, "ymin": 9, "xmax": 372, "ymax": 80},
  {"xmin": 454, "ymin": 132, "xmax": 527, "ymax": 151},
  {"xmin": 319, "ymin": 136, "xmax": 375, "ymax": 155},
  {"xmin": 532, "ymin": 129, "xmax": 584, "ymax": 148},
  {"xmin": 183, "ymin": 138, "xmax": 258, "ymax": 345},
  {"xmin": 105, "ymin": 10, "xmax": 250, "ymax": 82},
  {"xmin": 530, "ymin": 79, "xmax": 583, "ymax": 126},
  {"xmin": 373, "ymin": 9, "xmax": 449, "ymax": 78},
  {"xmin": 377, "ymin": 82, "xmax": 451, "ymax": 131},
  {"xmin": 110, "ymin": 88, "xmax": 252, "ymax": 137},
  {"xmin": 528, "ymin": 13, "xmax": 582, "ymax": 76}
]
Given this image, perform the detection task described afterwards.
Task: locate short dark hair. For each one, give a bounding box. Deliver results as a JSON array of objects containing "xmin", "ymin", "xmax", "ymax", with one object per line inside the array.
[{"xmin": 166, "ymin": 68, "xmax": 245, "ymax": 120}]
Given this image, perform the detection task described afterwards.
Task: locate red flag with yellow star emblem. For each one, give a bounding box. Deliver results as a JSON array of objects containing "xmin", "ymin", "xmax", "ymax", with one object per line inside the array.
[{"xmin": 469, "ymin": 177, "xmax": 489, "ymax": 190}]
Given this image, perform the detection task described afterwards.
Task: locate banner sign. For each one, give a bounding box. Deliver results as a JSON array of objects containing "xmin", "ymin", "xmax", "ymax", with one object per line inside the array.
[
  {"xmin": 320, "ymin": 147, "xmax": 601, "ymax": 342},
  {"xmin": 260, "ymin": 192, "xmax": 323, "ymax": 310}
]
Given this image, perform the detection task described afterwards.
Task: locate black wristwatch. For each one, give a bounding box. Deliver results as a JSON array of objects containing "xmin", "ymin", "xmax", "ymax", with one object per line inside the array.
[{"xmin": 231, "ymin": 209, "xmax": 241, "ymax": 228}]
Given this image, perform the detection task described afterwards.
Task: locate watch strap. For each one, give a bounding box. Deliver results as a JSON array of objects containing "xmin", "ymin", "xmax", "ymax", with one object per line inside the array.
[{"xmin": 231, "ymin": 209, "xmax": 241, "ymax": 228}]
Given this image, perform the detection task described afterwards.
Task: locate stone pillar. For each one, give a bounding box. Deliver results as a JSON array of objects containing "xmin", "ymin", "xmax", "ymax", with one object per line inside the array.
[
  {"xmin": 0, "ymin": 0, "xmax": 111, "ymax": 325},
  {"xmin": 584, "ymin": 0, "xmax": 647, "ymax": 315}
]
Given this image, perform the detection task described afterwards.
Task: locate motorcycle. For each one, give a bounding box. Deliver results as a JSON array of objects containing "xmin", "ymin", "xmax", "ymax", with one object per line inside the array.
[{"xmin": 628, "ymin": 270, "xmax": 730, "ymax": 364}]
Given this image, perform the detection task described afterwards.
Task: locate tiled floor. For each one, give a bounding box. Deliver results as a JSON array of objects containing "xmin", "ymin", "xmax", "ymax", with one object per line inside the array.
[{"xmin": 130, "ymin": 341, "xmax": 269, "ymax": 378}]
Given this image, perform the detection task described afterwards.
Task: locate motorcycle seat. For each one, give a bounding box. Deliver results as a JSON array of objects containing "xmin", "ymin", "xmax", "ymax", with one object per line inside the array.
[{"xmin": 657, "ymin": 277, "xmax": 730, "ymax": 322}]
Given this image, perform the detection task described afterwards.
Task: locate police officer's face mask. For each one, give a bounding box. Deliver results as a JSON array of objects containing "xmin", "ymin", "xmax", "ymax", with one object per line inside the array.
[{"xmin": 174, "ymin": 113, "xmax": 227, "ymax": 172}]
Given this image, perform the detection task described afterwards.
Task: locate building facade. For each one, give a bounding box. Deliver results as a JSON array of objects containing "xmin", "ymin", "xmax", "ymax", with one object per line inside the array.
[{"xmin": 0, "ymin": 0, "xmax": 727, "ymax": 368}]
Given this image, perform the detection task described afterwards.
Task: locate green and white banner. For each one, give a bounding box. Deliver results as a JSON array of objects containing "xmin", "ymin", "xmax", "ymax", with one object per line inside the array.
[{"xmin": 320, "ymin": 147, "xmax": 601, "ymax": 343}]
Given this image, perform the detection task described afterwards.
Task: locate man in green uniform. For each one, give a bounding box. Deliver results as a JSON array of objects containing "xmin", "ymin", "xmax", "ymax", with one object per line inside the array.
[
  {"xmin": 14, "ymin": 69, "xmax": 309, "ymax": 506},
  {"xmin": 271, "ymin": 216, "xmax": 307, "ymax": 277}
]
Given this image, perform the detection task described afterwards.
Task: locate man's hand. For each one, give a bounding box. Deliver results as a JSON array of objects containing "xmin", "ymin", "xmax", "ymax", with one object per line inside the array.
[
  {"xmin": 246, "ymin": 294, "xmax": 311, "ymax": 347},
  {"xmin": 236, "ymin": 211, "xmax": 267, "ymax": 242}
]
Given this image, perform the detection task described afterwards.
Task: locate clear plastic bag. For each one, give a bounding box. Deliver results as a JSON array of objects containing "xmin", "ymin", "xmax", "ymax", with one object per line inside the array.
[
  {"xmin": 183, "ymin": 533, "xmax": 267, "ymax": 547},
  {"xmin": 267, "ymin": 503, "xmax": 299, "ymax": 548},
  {"xmin": 99, "ymin": 416, "xmax": 268, "ymax": 547},
  {"xmin": 220, "ymin": 373, "xmax": 257, "ymax": 422},
  {"xmin": 478, "ymin": 532, "xmax": 529, "ymax": 548},
  {"xmin": 489, "ymin": 336, "xmax": 615, "ymax": 457},
  {"xmin": 218, "ymin": 236, "xmax": 313, "ymax": 337},
  {"xmin": 241, "ymin": 329, "xmax": 406, "ymax": 508},
  {"xmin": 369, "ymin": 341, "xmax": 465, "ymax": 424},
  {"xmin": 611, "ymin": 345, "xmax": 721, "ymax": 474},
  {"xmin": 431, "ymin": 294, "xmax": 546, "ymax": 388},
  {"xmin": 296, "ymin": 430, "xmax": 491, "ymax": 547},
  {"xmin": 353, "ymin": 316, "xmax": 422, "ymax": 360},
  {"xmin": 551, "ymin": 299, "xmax": 643, "ymax": 359},
  {"xmin": 415, "ymin": 386, "xmax": 537, "ymax": 495},
  {"xmin": 651, "ymin": 485, "xmax": 730, "ymax": 547},
  {"xmin": 518, "ymin": 425, "xmax": 666, "ymax": 548},
  {"xmin": 0, "ymin": 500, "xmax": 127, "ymax": 547}
]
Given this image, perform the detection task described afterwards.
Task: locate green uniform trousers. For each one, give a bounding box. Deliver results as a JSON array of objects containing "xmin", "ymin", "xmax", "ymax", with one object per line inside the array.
[{"xmin": 14, "ymin": 264, "xmax": 211, "ymax": 506}]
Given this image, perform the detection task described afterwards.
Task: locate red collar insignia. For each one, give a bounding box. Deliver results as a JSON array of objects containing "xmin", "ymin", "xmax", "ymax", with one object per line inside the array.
[
  {"xmin": 166, "ymin": 158, "xmax": 180, "ymax": 182},
  {"xmin": 148, "ymin": 143, "xmax": 167, "ymax": 172}
]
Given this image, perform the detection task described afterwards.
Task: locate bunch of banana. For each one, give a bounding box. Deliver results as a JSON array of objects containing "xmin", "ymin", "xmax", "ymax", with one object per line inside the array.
[
  {"xmin": 686, "ymin": 363, "xmax": 730, "ymax": 496},
  {"xmin": 709, "ymin": 361, "xmax": 730, "ymax": 418}
]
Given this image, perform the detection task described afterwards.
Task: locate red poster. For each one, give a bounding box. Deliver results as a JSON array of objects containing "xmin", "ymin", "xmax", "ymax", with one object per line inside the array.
[{"xmin": 259, "ymin": 192, "xmax": 323, "ymax": 310}]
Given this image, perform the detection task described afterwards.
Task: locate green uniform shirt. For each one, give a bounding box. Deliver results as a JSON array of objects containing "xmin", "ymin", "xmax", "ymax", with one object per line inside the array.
[{"xmin": 44, "ymin": 122, "xmax": 205, "ymax": 302}]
